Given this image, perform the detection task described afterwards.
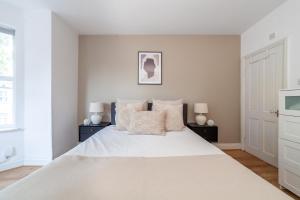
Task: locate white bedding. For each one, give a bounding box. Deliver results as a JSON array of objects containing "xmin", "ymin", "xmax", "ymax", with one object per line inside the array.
[
  {"xmin": 67, "ymin": 125, "xmax": 223, "ymax": 157},
  {"xmin": 1, "ymin": 125, "xmax": 293, "ymax": 200}
]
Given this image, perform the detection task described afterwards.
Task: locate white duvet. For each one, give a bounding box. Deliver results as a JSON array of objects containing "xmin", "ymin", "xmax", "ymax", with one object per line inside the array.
[
  {"xmin": 2, "ymin": 126, "xmax": 293, "ymax": 200},
  {"xmin": 67, "ymin": 125, "xmax": 223, "ymax": 157}
]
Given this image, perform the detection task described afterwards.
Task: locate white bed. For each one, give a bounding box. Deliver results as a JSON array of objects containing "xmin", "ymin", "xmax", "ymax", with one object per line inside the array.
[
  {"xmin": 67, "ymin": 125, "xmax": 223, "ymax": 157},
  {"xmin": 0, "ymin": 124, "xmax": 293, "ymax": 200}
]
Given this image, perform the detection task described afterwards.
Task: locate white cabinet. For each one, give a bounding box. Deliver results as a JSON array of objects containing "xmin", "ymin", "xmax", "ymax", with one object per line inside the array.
[
  {"xmin": 279, "ymin": 115, "xmax": 300, "ymax": 144},
  {"xmin": 279, "ymin": 139, "xmax": 300, "ymax": 196},
  {"xmin": 279, "ymin": 89, "xmax": 300, "ymax": 117},
  {"xmin": 279, "ymin": 89, "xmax": 300, "ymax": 197}
]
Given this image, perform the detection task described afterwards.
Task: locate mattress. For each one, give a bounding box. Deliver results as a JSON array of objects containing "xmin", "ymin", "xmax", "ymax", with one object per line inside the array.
[{"xmin": 67, "ymin": 125, "xmax": 223, "ymax": 157}]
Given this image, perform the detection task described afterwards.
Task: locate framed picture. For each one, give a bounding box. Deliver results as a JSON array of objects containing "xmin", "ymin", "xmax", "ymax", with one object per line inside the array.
[{"xmin": 138, "ymin": 51, "xmax": 162, "ymax": 85}]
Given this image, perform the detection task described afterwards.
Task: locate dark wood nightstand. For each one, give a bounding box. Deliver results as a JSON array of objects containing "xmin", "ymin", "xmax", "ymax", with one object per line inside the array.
[
  {"xmin": 187, "ymin": 123, "xmax": 218, "ymax": 143},
  {"xmin": 79, "ymin": 122, "xmax": 111, "ymax": 142}
]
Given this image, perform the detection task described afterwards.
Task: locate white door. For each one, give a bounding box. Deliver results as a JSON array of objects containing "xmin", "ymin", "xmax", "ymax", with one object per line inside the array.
[{"xmin": 245, "ymin": 42, "xmax": 284, "ymax": 166}]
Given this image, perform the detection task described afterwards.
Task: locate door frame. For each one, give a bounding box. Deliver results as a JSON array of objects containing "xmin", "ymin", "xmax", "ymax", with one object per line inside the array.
[{"xmin": 241, "ymin": 39, "xmax": 288, "ymax": 150}]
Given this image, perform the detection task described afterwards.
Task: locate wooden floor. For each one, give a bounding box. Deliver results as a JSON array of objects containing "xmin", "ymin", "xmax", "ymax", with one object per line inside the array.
[
  {"xmin": 0, "ymin": 150, "xmax": 299, "ymax": 199},
  {"xmin": 224, "ymin": 150, "xmax": 300, "ymax": 200},
  {"xmin": 0, "ymin": 166, "xmax": 40, "ymax": 190}
]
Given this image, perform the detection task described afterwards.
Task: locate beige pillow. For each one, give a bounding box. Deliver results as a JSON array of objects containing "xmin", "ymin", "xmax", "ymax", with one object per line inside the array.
[
  {"xmin": 116, "ymin": 102, "xmax": 145, "ymax": 130},
  {"xmin": 117, "ymin": 99, "xmax": 148, "ymax": 110},
  {"xmin": 128, "ymin": 111, "xmax": 166, "ymax": 135},
  {"xmin": 153, "ymin": 104, "xmax": 184, "ymax": 131},
  {"xmin": 152, "ymin": 99, "xmax": 183, "ymax": 106}
]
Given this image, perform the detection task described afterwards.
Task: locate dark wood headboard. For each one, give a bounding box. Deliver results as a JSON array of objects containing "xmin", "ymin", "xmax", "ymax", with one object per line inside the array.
[{"xmin": 111, "ymin": 102, "xmax": 188, "ymax": 125}]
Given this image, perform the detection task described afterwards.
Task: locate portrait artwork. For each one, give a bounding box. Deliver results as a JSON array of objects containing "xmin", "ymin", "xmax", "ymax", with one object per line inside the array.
[{"xmin": 138, "ymin": 51, "xmax": 162, "ymax": 85}]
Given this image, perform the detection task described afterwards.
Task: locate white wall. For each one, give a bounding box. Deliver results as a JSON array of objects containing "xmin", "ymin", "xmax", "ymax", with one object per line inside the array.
[
  {"xmin": 241, "ymin": 0, "xmax": 300, "ymax": 88},
  {"xmin": 23, "ymin": 10, "xmax": 53, "ymax": 165},
  {"xmin": 51, "ymin": 14, "xmax": 78, "ymax": 158},
  {"xmin": 0, "ymin": 4, "xmax": 79, "ymax": 169},
  {"xmin": 0, "ymin": 2, "xmax": 24, "ymax": 171}
]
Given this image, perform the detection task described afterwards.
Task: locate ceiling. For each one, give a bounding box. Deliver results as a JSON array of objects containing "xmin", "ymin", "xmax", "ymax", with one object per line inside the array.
[{"xmin": 3, "ymin": 0, "xmax": 286, "ymax": 35}]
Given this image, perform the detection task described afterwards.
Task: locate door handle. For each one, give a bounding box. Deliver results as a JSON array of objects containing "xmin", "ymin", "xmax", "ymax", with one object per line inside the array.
[{"xmin": 270, "ymin": 110, "xmax": 279, "ymax": 117}]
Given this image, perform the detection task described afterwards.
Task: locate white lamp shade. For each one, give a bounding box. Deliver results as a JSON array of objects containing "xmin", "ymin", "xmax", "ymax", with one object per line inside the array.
[
  {"xmin": 194, "ymin": 103, "xmax": 208, "ymax": 114},
  {"xmin": 89, "ymin": 102, "xmax": 104, "ymax": 113}
]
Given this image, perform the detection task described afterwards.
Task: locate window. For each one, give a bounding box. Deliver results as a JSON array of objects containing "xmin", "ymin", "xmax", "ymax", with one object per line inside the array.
[{"xmin": 0, "ymin": 26, "xmax": 15, "ymax": 130}]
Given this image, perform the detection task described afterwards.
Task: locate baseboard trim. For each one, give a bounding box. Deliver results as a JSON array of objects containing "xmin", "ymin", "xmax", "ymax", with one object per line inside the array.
[
  {"xmin": 0, "ymin": 160, "xmax": 23, "ymax": 172},
  {"xmin": 23, "ymin": 159, "xmax": 51, "ymax": 166},
  {"xmin": 213, "ymin": 143, "xmax": 242, "ymax": 150}
]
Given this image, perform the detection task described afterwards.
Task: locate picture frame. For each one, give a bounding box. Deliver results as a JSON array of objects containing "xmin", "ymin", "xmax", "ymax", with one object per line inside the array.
[{"xmin": 138, "ymin": 51, "xmax": 162, "ymax": 85}]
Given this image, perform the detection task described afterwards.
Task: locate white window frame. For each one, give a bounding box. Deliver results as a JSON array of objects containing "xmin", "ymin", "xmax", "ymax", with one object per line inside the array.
[{"xmin": 0, "ymin": 26, "xmax": 16, "ymax": 131}]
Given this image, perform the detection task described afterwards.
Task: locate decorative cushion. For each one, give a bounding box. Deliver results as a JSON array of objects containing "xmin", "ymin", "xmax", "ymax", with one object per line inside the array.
[
  {"xmin": 128, "ymin": 111, "xmax": 166, "ymax": 135},
  {"xmin": 153, "ymin": 104, "xmax": 184, "ymax": 131},
  {"xmin": 115, "ymin": 100, "xmax": 147, "ymax": 130}
]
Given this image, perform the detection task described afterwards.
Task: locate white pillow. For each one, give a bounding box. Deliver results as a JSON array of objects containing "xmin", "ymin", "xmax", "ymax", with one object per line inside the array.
[
  {"xmin": 128, "ymin": 111, "xmax": 166, "ymax": 135},
  {"xmin": 153, "ymin": 104, "xmax": 184, "ymax": 131},
  {"xmin": 115, "ymin": 100, "xmax": 147, "ymax": 130}
]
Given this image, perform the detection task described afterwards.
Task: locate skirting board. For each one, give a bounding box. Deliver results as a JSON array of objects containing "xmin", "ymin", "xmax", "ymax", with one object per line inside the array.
[
  {"xmin": 213, "ymin": 143, "xmax": 242, "ymax": 150},
  {"xmin": 0, "ymin": 160, "xmax": 23, "ymax": 172}
]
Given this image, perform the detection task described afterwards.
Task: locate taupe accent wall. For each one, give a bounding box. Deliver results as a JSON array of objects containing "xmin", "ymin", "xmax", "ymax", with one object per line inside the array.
[{"xmin": 78, "ymin": 35, "xmax": 240, "ymax": 143}]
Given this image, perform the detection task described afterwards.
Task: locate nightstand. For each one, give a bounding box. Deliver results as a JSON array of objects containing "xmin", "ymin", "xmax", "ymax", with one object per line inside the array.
[
  {"xmin": 79, "ymin": 122, "xmax": 110, "ymax": 142},
  {"xmin": 187, "ymin": 123, "xmax": 218, "ymax": 142}
]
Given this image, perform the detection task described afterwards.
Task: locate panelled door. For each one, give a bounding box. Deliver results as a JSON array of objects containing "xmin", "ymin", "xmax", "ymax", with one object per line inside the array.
[{"xmin": 245, "ymin": 42, "xmax": 284, "ymax": 167}]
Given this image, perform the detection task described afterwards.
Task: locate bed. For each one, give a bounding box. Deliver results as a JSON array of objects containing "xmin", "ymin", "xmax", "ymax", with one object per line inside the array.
[{"xmin": 0, "ymin": 103, "xmax": 293, "ymax": 200}]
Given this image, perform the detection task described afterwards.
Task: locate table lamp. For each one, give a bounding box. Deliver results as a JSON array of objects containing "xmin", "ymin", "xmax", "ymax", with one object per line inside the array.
[
  {"xmin": 194, "ymin": 103, "xmax": 208, "ymax": 125},
  {"xmin": 89, "ymin": 102, "xmax": 104, "ymax": 125}
]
